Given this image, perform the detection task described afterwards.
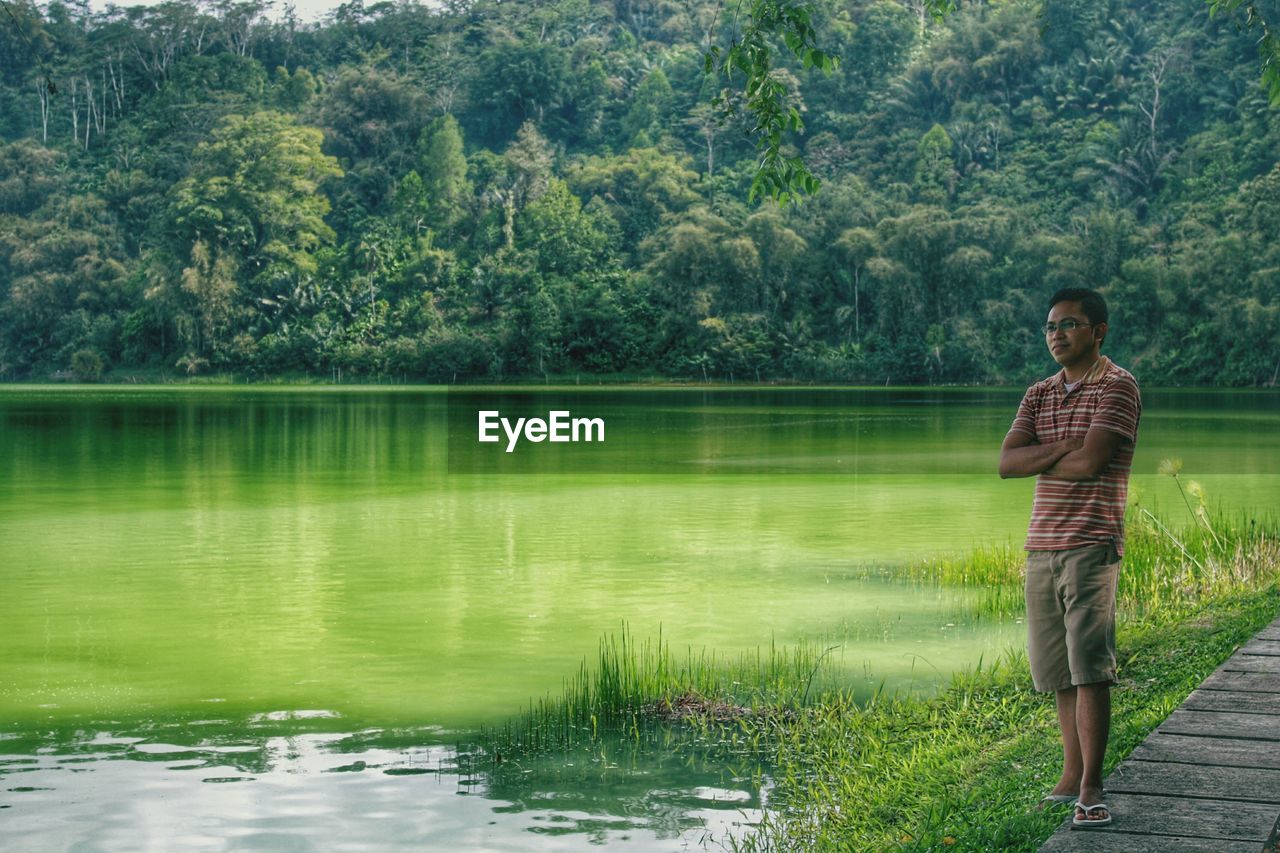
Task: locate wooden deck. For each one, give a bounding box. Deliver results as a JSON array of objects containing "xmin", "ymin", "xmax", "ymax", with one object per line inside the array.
[{"xmin": 1040, "ymin": 618, "xmax": 1280, "ymax": 852}]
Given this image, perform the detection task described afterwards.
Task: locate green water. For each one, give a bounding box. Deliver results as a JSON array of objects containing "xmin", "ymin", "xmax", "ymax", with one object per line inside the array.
[{"xmin": 2, "ymin": 386, "xmax": 1276, "ymax": 850}]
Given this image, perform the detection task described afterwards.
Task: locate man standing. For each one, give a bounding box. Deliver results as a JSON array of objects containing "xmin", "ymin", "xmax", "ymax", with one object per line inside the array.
[{"xmin": 999, "ymin": 288, "xmax": 1142, "ymax": 828}]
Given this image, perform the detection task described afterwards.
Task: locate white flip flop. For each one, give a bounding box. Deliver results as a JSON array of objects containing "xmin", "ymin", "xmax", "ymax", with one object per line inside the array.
[
  {"xmin": 1073, "ymin": 802, "xmax": 1112, "ymax": 827},
  {"xmin": 1040, "ymin": 793, "xmax": 1077, "ymax": 805}
]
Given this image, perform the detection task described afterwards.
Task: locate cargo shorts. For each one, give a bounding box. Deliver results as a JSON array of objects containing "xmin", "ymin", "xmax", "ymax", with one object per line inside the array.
[{"xmin": 1024, "ymin": 542, "xmax": 1120, "ymax": 692}]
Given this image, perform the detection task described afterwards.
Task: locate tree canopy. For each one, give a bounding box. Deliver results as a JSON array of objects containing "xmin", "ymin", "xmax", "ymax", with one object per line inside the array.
[{"xmin": 0, "ymin": 0, "xmax": 1277, "ymax": 386}]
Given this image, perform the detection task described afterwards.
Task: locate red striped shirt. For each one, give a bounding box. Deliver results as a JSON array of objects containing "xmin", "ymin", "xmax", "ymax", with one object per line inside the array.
[{"xmin": 1008, "ymin": 356, "xmax": 1142, "ymax": 555}]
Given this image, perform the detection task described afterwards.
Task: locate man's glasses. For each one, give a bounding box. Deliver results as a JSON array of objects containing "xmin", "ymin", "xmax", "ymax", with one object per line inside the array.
[{"xmin": 1043, "ymin": 319, "xmax": 1094, "ymax": 334}]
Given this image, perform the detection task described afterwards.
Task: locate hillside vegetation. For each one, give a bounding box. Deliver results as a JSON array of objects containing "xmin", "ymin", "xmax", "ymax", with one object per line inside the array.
[{"xmin": 1, "ymin": 0, "xmax": 1277, "ymax": 384}]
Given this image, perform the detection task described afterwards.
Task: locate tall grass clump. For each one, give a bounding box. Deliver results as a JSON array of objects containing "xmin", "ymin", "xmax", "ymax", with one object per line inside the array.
[
  {"xmin": 898, "ymin": 471, "xmax": 1279, "ymax": 619},
  {"xmin": 1121, "ymin": 507, "xmax": 1279, "ymax": 615},
  {"xmin": 482, "ymin": 628, "xmax": 839, "ymax": 757},
  {"xmin": 896, "ymin": 544, "xmax": 1026, "ymax": 616}
]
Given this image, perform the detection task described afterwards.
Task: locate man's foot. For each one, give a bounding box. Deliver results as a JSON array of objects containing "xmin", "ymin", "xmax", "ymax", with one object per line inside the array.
[
  {"xmin": 1073, "ymin": 802, "xmax": 1111, "ymax": 827},
  {"xmin": 1077, "ymin": 784, "xmax": 1104, "ymax": 805},
  {"xmin": 1037, "ymin": 793, "xmax": 1077, "ymax": 811},
  {"xmin": 1034, "ymin": 777, "xmax": 1080, "ymax": 810},
  {"xmin": 1049, "ymin": 775, "xmax": 1080, "ymax": 798}
]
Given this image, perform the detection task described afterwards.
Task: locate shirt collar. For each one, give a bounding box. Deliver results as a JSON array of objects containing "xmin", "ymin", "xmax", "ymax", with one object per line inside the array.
[{"xmin": 1052, "ymin": 355, "xmax": 1110, "ymax": 389}]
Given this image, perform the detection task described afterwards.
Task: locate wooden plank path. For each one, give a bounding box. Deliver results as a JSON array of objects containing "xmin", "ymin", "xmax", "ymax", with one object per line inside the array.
[{"xmin": 1040, "ymin": 618, "xmax": 1280, "ymax": 852}]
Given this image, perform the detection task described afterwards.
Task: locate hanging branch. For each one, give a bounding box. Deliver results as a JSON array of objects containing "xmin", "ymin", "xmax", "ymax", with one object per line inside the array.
[
  {"xmin": 1208, "ymin": 0, "xmax": 1280, "ymax": 105},
  {"xmin": 704, "ymin": 0, "xmax": 958, "ymax": 205}
]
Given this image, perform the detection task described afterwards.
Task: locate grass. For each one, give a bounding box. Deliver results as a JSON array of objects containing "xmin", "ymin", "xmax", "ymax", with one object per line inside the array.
[
  {"xmin": 734, "ymin": 581, "xmax": 1280, "ymax": 851},
  {"xmin": 898, "ymin": 502, "xmax": 1278, "ymax": 620},
  {"xmin": 482, "ymin": 629, "xmax": 842, "ymax": 756}
]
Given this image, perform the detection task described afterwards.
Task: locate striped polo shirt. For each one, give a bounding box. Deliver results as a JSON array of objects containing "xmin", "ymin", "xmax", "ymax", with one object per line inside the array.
[{"xmin": 1008, "ymin": 356, "xmax": 1142, "ymax": 555}]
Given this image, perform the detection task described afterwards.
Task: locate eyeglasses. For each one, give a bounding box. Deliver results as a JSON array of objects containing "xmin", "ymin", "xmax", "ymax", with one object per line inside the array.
[{"xmin": 1043, "ymin": 319, "xmax": 1093, "ymax": 334}]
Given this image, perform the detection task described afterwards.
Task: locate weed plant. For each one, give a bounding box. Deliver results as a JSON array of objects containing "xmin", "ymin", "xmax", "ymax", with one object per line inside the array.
[
  {"xmin": 901, "ymin": 474, "xmax": 1278, "ymax": 619},
  {"xmin": 483, "ymin": 630, "xmax": 840, "ymax": 756}
]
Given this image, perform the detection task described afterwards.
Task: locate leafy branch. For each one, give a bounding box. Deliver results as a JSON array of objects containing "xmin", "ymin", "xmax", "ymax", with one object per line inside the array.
[
  {"xmin": 704, "ymin": 0, "xmax": 958, "ymax": 205},
  {"xmin": 1208, "ymin": 0, "xmax": 1280, "ymax": 105},
  {"xmin": 705, "ymin": 0, "xmax": 836, "ymax": 205}
]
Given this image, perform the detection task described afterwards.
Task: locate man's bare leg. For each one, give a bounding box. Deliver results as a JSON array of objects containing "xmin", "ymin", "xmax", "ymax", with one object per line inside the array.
[
  {"xmin": 1074, "ymin": 681, "xmax": 1111, "ymax": 822},
  {"xmin": 1049, "ymin": 686, "xmax": 1082, "ymax": 797}
]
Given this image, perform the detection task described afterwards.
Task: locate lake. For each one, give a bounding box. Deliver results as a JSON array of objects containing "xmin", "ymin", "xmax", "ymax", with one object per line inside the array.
[{"xmin": 2, "ymin": 386, "xmax": 1277, "ymax": 850}]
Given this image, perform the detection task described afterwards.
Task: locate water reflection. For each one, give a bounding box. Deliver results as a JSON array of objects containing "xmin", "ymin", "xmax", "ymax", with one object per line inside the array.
[{"xmin": 1, "ymin": 715, "xmax": 767, "ymax": 851}]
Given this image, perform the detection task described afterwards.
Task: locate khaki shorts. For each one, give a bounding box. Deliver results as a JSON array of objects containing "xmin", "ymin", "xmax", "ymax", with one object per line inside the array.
[{"xmin": 1024, "ymin": 543, "xmax": 1120, "ymax": 692}]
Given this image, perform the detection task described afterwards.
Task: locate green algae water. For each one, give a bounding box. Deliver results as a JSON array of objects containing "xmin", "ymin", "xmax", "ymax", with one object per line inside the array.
[{"xmin": 2, "ymin": 386, "xmax": 1277, "ymax": 850}]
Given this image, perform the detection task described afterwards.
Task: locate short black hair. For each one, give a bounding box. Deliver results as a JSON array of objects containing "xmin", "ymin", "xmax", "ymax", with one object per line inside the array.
[{"xmin": 1049, "ymin": 288, "xmax": 1108, "ymax": 326}]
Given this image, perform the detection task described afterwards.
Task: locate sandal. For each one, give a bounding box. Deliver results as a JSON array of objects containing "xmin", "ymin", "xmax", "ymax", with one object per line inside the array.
[
  {"xmin": 1073, "ymin": 802, "xmax": 1112, "ymax": 827},
  {"xmin": 1040, "ymin": 794, "xmax": 1077, "ymax": 806}
]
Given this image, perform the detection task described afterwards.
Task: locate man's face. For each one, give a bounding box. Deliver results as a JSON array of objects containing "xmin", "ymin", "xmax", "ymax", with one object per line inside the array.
[{"xmin": 1046, "ymin": 300, "xmax": 1104, "ymax": 368}]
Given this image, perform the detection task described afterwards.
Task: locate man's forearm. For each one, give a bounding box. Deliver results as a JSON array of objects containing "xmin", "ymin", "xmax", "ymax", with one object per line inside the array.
[
  {"xmin": 999, "ymin": 437, "xmax": 1081, "ymax": 479},
  {"xmin": 1044, "ymin": 450, "xmax": 1093, "ymax": 481},
  {"xmin": 1044, "ymin": 435, "xmax": 1126, "ymax": 481}
]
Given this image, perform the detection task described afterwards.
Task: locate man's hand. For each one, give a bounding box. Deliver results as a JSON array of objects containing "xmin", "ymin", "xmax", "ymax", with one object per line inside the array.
[
  {"xmin": 999, "ymin": 432, "xmax": 1083, "ymax": 479},
  {"xmin": 1044, "ymin": 428, "xmax": 1128, "ymax": 481}
]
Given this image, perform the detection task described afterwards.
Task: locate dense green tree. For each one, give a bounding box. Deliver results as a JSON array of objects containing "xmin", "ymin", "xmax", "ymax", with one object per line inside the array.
[
  {"xmin": 619, "ymin": 68, "xmax": 673, "ymax": 147},
  {"xmin": 568, "ymin": 147, "xmax": 700, "ymax": 264},
  {"xmin": 271, "ymin": 66, "xmax": 316, "ymax": 110},
  {"xmin": 848, "ymin": 1, "xmax": 917, "ymax": 89},
  {"xmin": 1039, "ymin": 0, "xmax": 1101, "ymax": 61},
  {"xmin": 517, "ymin": 178, "xmax": 613, "ymax": 276},
  {"xmin": 0, "ymin": 191, "xmax": 129, "ymax": 375},
  {"xmin": 146, "ymin": 110, "xmax": 341, "ymax": 364},
  {"xmin": 0, "ymin": 140, "xmax": 59, "ymax": 215},
  {"xmin": 416, "ymin": 114, "xmax": 472, "ymax": 236},
  {"xmin": 913, "ymin": 123, "xmax": 955, "ymax": 203},
  {"xmin": 469, "ymin": 39, "xmax": 571, "ymax": 146},
  {"xmin": 832, "ymin": 225, "xmax": 878, "ymax": 343},
  {"xmin": 742, "ymin": 207, "xmax": 808, "ymax": 320},
  {"xmin": 315, "ymin": 66, "xmax": 427, "ymax": 220}
]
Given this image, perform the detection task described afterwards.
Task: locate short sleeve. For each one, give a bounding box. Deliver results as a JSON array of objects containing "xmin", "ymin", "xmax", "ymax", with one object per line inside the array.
[
  {"xmin": 1009, "ymin": 385, "xmax": 1040, "ymax": 441},
  {"xmin": 1091, "ymin": 376, "xmax": 1141, "ymax": 442}
]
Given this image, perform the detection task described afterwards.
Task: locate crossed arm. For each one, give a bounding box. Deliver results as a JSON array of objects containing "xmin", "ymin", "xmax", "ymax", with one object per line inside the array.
[{"xmin": 999, "ymin": 428, "xmax": 1127, "ymax": 481}]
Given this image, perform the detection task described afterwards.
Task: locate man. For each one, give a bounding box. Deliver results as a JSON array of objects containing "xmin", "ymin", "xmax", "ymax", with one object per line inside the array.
[{"xmin": 999, "ymin": 287, "xmax": 1142, "ymax": 829}]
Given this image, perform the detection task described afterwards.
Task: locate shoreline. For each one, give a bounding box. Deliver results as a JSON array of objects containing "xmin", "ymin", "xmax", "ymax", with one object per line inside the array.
[{"xmin": 4, "ymin": 380, "xmax": 1278, "ymax": 392}]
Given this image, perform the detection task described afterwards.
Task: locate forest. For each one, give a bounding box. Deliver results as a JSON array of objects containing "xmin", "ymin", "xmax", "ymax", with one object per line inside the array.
[{"xmin": 1, "ymin": 0, "xmax": 1278, "ymax": 385}]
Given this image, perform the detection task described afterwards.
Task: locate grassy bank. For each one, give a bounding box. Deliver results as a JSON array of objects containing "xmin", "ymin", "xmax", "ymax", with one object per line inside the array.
[
  {"xmin": 740, "ymin": 581, "xmax": 1279, "ymax": 851},
  {"xmin": 482, "ymin": 507, "xmax": 1280, "ymax": 850}
]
